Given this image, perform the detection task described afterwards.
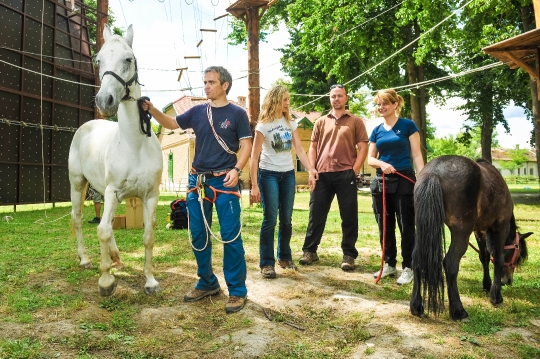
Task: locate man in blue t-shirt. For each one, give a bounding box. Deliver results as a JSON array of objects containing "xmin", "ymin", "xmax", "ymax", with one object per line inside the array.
[{"xmin": 143, "ymin": 66, "xmax": 252, "ymax": 314}]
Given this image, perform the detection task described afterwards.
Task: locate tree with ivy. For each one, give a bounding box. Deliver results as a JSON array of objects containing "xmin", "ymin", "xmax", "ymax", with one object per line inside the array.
[{"xmin": 84, "ymin": 0, "xmax": 124, "ymax": 53}]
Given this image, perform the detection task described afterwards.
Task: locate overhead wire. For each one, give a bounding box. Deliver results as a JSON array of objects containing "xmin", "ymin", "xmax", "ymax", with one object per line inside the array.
[
  {"xmin": 178, "ymin": 0, "xmax": 195, "ymax": 95},
  {"xmin": 292, "ymin": 0, "xmax": 475, "ymax": 111},
  {"xmin": 0, "ymin": 45, "xmax": 93, "ymax": 63},
  {"xmin": 325, "ymin": 1, "xmax": 405, "ymax": 46},
  {"xmin": 40, "ymin": 0, "xmax": 47, "ymax": 212},
  {"xmin": 118, "ymin": 0, "xmax": 129, "ymax": 29},
  {"xmin": 193, "ymin": 0, "xmax": 206, "ymax": 96}
]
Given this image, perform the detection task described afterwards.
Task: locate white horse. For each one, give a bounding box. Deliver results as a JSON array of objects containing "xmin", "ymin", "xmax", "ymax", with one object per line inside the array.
[{"xmin": 68, "ymin": 25, "xmax": 163, "ymax": 296}]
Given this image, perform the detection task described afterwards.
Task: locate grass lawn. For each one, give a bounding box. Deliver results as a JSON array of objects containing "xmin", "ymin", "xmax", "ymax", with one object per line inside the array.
[
  {"xmin": 506, "ymin": 183, "xmax": 540, "ymax": 194},
  {"xmin": 0, "ymin": 191, "xmax": 539, "ymax": 358}
]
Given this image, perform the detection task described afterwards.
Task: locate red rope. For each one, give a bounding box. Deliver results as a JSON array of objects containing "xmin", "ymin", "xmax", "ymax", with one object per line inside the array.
[{"xmin": 374, "ymin": 170, "xmax": 415, "ymax": 284}]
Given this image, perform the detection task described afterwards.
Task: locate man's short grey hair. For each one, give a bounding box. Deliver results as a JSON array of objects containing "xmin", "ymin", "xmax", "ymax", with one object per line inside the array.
[{"xmin": 205, "ymin": 66, "xmax": 233, "ymax": 94}]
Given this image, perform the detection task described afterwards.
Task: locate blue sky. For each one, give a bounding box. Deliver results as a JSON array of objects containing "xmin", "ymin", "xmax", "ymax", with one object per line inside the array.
[{"xmin": 108, "ymin": 0, "xmax": 534, "ymax": 150}]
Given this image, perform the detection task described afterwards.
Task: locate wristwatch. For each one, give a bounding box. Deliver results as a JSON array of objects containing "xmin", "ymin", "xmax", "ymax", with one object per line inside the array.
[{"xmin": 233, "ymin": 167, "xmax": 242, "ymax": 175}]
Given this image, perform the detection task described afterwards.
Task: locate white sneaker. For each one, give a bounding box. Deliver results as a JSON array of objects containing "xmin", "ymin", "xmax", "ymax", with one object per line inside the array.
[
  {"xmin": 397, "ymin": 267, "xmax": 414, "ymax": 285},
  {"xmin": 373, "ymin": 263, "xmax": 397, "ymax": 278}
]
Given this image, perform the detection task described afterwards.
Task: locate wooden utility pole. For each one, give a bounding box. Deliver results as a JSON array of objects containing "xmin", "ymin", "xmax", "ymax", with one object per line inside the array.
[
  {"xmin": 95, "ymin": 0, "xmax": 109, "ymax": 119},
  {"xmin": 226, "ymin": 0, "xmax": 274, "ymax": 126},
  {"xmin": 534, "ymin": 0, "xmax": 540, "ymax": 27}
]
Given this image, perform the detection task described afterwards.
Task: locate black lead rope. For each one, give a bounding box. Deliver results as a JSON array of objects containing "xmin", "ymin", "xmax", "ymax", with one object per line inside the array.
[{"xmin": 137, "ymin": 96, "xmax": 152, "ymax": 137}]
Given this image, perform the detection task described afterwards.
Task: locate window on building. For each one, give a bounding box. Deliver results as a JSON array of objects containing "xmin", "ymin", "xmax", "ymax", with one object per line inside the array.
[
  {"xmin": 518, "ymin": 168, "xmax": 520, "ymax": 175},
  {"xmin": 531, "ymin": 168, "xmax": 534, "ymax": 175},
  {"xmin": 296, "ymin": 156, "xmax": 306, "ymax": 172},
  {"xmin": 168, "ymin": 152, "xmax": 174, "ymax": 180}
]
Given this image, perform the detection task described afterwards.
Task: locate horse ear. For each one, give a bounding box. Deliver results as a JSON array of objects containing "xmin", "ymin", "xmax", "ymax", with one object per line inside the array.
[
  {"xmin": 520, "ymin": 232, "xmax": 533, "ymax": 240},
  {"xmin": 125, "ymin": 25, "xmax": 134, "ymax": 48},
  {"xmin": 103, "ymin": 24, "xmax": 112, "ymax": 42}
]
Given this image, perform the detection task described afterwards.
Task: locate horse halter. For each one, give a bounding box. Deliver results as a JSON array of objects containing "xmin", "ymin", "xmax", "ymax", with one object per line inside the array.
[
  {"xmin": 503, "ymin": 233, "xmax": 521, "ymax": 269},
  {"xmin": 100, "ymin": 58, "xmax": 141, "ymax": 101},
  {"xmin": 468, "ymin": 232, "xmax": 521, "ymax": 269}
]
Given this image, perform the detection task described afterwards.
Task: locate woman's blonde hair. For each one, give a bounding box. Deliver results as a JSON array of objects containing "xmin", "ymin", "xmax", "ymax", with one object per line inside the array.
[
  {"xmin": 374, "ymin": 89, "xmax": 405, "ymax": 116},
  {"xmin": 258, "ymin": 85, "xmax": 291, "ymax": 124}
]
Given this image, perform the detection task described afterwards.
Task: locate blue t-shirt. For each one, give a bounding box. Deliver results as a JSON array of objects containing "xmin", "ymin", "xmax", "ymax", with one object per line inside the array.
[
  {"xmin": 176, "ymin": 103, "xmax": 252, "ymax": 172},
  {"xmin": 369, "ymin": 118, "xmax": 419, "ymax": 171}
]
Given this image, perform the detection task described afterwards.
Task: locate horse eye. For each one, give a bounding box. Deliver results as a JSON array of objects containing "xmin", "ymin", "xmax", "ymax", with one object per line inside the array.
[{"xmin": 126, "ymin": 58, "xmax": 133, "ymax": 63}]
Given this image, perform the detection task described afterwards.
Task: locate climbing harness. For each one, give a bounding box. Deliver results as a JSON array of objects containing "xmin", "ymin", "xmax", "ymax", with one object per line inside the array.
[
  {"xmin": 186, "ymin": 168, "xmax": 243, "ymax": 252},
  {"xmin": 374, "ymin": 171, "xmax": 416, "ymax": 284}
]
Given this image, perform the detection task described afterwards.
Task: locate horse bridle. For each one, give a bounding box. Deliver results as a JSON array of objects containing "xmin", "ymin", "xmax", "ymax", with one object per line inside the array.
[
  {"xmin": 468, "ymin": 233, "xmax": 521, "ymax": 269},
  {"xmin": 100, "ymin": 58, "xmax": 140, "ymax": 101},
  {"xmin": 503, "ymin": 233, "xmax": 521, "ymax": 269},
  {"xmin": 99, "ymin": 58, "xmax": 152, "ymax": 137}
]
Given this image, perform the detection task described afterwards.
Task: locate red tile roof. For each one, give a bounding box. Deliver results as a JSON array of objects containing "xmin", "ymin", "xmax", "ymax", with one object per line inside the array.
[
  {"xmin": 290, "ymin": 109, "xmax": 322, "ymax": 123},
  {"xmin": 170, "ymin": 95, "xmax": 247, "ymax": 116},
  {"xmin": 492, "ymin": 148, "xmax": 537, "ymax": 161}
]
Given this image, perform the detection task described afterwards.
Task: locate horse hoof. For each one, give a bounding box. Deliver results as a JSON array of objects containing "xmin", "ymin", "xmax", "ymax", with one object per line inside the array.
[
  {"xmin": 145, "ymin": 284, "xmax": 161, "ymax": 295},
  {"xmin": 99, "ymin": 281, "xmax": 118, "ymax": 297},
  {"xmin": 410, "ymin": 304, "xmax": 424, "ymax": 317},
  {"xmin": 460, "ymin": 317, "xmax": 470, "ymax": 323},
  {"xmin": 80, "ymin": 262, "xmax": 93, "ymax": 270},
  {"xmin": 112, "ymin": 261, "xmax": 125, "ymax": 271}
]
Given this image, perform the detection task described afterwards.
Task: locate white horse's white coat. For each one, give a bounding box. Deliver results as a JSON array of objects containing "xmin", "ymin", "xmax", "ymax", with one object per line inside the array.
[{"xmin": 68, "ymin": 25, "xmax": 163, "ymax": 296}]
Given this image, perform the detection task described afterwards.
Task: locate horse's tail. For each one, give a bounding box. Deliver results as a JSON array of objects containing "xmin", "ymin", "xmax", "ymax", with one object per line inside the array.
[
  {"xmin": 413, "ymin": 172, "xmax": 446, "ymax": 315},
  {"xmin": 70, "ymin": 182, "xmax": 89, "ymax": 237}
]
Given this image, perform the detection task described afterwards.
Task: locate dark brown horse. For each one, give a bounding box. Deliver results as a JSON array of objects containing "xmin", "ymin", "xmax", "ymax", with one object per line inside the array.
[{"xmin": 410, "ymin": 155, "xmax": 532, "ymax": 321}]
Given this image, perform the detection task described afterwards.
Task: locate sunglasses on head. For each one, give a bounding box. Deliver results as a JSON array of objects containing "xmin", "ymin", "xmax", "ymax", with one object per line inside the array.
[{"xmin": 330, "ymin": 84, "xmax": 345, "ymax": 90}]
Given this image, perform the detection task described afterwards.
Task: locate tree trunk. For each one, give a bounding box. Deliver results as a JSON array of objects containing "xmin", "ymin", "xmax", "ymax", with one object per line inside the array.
[
  {"xmin": 407, "ymin": 60, "xmax": 420, "ymax": 125},
  {"xmin": 481, "ymin": 86, "xmax": 494, "ymax": 162},
  {"xmin": 529, "ymin": 77, "xmax": 540, "ymax": 187},
  {"xmin": 414, "ymin": 22, "xmax": 428, "ymax": 162},
  {"xmin": 521, "ymin": 4, "xmax": 540, "ymax": 189},
  {"xmin": 405, "ymin": 23, "xmax": 428, "ymax": 162},
  {"xmin": 405, "ymin": 25, "xmax": 421, "ymax": 134}
]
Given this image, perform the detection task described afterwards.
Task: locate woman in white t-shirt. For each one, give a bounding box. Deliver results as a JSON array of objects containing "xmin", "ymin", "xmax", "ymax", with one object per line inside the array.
[{"xmin": 250, "ymin": 85, "xmax": 315, "ymax": 279}]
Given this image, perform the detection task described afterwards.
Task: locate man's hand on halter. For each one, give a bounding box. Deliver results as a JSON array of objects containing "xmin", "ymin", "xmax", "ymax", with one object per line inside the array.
[
  {"xmin": 223, "ymin": 169, "xmax": 239, "ymax": 188},
  {"xmin": 142, "ymin": 99, "xmax": 153, "ymax": 112}
]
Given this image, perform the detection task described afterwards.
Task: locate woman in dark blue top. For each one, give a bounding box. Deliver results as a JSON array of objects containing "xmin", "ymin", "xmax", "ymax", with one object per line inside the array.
[{"xmin": 368, "ymin": 89, "xmax": 424, "ymax": 285}]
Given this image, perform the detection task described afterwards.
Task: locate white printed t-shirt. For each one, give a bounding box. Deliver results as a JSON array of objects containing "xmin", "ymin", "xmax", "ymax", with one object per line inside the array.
[{"xmin": 255, "ymin": 117, "xmax": 298, "ymax": 172}]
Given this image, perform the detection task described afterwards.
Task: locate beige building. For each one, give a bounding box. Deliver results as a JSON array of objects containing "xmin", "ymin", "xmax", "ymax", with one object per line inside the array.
[{"xmin": 491, "ymin": 148, "xmax": 537, "ymax": 177}]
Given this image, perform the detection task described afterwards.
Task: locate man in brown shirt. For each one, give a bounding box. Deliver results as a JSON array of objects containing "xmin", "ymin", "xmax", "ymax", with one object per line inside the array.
[{"xmin": 299, "ymin": 84, "xmax": 368, "ymax": 271}]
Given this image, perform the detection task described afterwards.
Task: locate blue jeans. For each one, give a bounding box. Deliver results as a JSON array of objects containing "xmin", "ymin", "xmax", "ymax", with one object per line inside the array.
[
  {"xmin": 187, "ymin": 173, "xmax": 247, "ymax": 298},
  {"xmin": 258, "ymin": 169, "xmax": 296, "ymax": 267}
]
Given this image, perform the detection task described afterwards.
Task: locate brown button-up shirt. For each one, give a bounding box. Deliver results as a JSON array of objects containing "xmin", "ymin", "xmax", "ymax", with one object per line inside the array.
[{"xmin": 311, "ymin": 112, "xmax": 368, "ymax": 173}]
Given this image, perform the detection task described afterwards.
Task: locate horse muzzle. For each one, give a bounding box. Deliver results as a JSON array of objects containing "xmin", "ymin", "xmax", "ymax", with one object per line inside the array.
[
  {"xmin": 95, "ymin": 89, "xmax": 120, "ymax": 118},
  {"xmin": 501, "ymin": 270, "xmax": 514, "ymax": 286}
]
